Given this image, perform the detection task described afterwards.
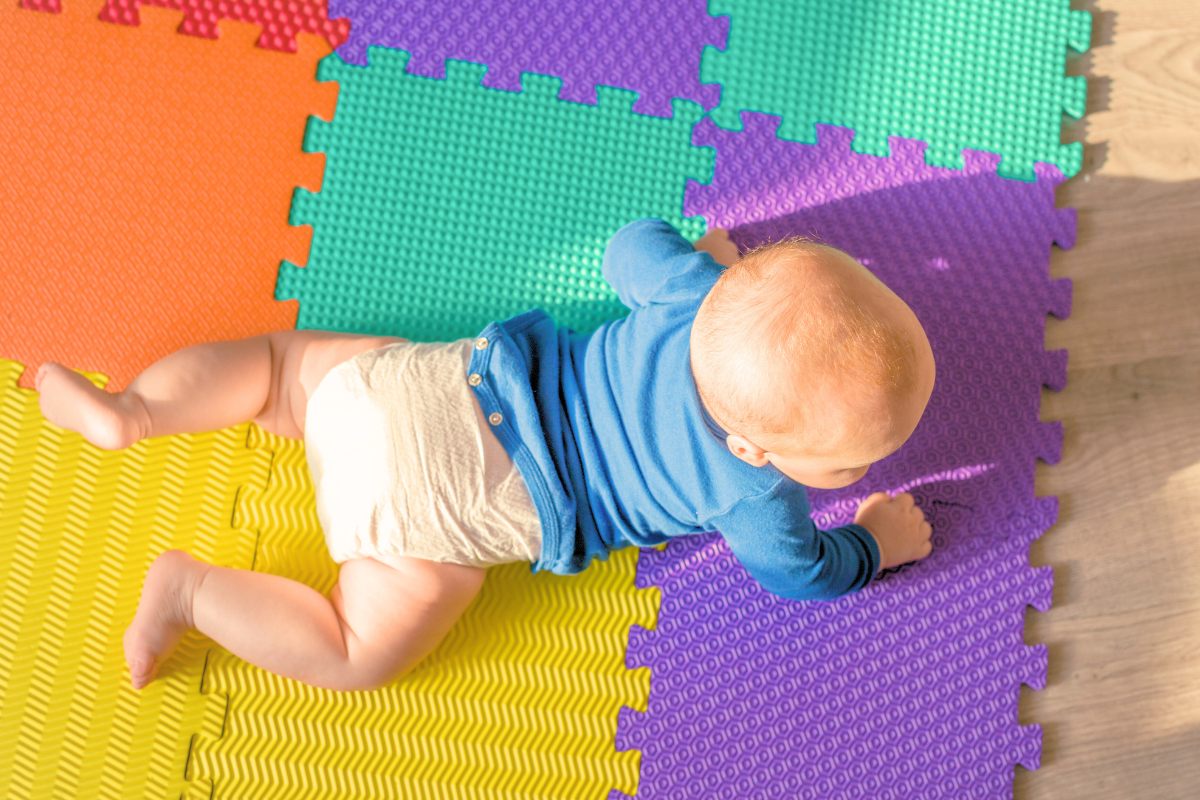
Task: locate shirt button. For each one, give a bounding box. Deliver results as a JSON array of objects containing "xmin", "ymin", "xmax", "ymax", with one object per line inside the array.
[
  {"xmin": 475, "ymin": 337, "xmax": 489, "ymax": 350},
  {"xmin": 467, "ymin": 373, "xmax": 482, "ymax": 386},
  {"xmin": 488, "ymin": 412, "xmax": 503, "ymax": 426}
]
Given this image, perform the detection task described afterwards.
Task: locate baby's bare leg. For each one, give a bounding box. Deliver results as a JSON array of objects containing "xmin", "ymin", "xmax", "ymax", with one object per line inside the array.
[
  {"xmin": 124, "ymin": 551, "xmax": 485, "ymax": 691},
  {"xmin": 36, "ymin": 335, "xmax": 273, "ymax": 450},
  {"xmin": 36, "ymin": 329, "xmax": 403, "ymax": 448}
]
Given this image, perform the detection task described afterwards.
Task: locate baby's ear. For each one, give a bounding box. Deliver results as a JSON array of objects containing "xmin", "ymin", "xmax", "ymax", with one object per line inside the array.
[{"xmin": 725, "ymin": 434, "xmax": 770, "ymax": 467}]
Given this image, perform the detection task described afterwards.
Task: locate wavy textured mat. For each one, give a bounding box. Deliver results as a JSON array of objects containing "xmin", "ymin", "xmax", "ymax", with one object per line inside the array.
[
  {"xmin": 326, "ymin": 0, "xmax": 727, "ymax": 117},
  {"xmin": 0, "ymin": 360, "xmax": 262, "ymax": 800},
  {"xmin": 0, "ymin": 0, "xmax": 333, "ymax": 393},
  {"xmin": 278, "ymin": 47, "xmax": 714, "ymax": 340},
  {"xmin": 187, "ymin": 426, "xmax": 658, "ymax": 799},
  {"xmin": 0, "ymin": 363, "xmax": 658, "ymax": 799},
  {"xmin": 610, "ymin": 118, "xmax": 1074, "ymax": 799},
  {"xmin": 702, "ymin": 0, "xmax": 1091, "ymax": 180}
]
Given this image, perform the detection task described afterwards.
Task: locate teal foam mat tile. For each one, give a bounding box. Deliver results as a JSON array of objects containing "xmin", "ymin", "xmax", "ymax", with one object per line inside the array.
[
  {"xmin": 701, "ymin": 0, "xmax": 1090, "ymax": 180},
  {"xmin": 278, "ymin": 48, "xmax": 714, "ymax": 339}
]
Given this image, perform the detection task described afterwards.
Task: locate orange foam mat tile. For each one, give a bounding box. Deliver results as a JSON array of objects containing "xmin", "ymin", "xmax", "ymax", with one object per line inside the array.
[
  {"xmin": 0, "ymin": 358, "xmax": 265, "ymax": 799},
  {"xmin": 0, "ymin": 0, "xmax": 336, "ymax": 392}
]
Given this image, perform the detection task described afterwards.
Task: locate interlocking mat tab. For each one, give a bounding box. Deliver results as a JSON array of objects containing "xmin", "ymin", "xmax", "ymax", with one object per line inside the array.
[
  {"xmin": 278, "ymin": 47, "xmax": 714, "ymax": 340},
  {"xmin": 0, "ymin": 0, "xmax": 334, "ymax": 393},
  {"xmin": 610, "ymin": 117, "xmax": 1074, "ymax": 799},
  {"xmin": 702, "ymin": 0, "xmax": 1091, "ymax": 180},
  {"xmin": 327, "ymin": 0, "xmax": 727, "ymax": 117}
]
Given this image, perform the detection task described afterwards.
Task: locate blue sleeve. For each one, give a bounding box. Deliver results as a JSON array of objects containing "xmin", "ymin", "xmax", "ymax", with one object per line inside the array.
[
  {"xmin": 709, "ymin": 481, "xmax": 880, "ymax": 602},
  {"xmin": 602, "ymin": 218, "xmax": 724, "ymax": 310}
]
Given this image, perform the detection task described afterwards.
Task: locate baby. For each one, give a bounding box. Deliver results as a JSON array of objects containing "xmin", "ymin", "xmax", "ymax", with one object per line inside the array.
[{"xmin": 35, "ymin": 218, "xmax": 935, "ymax": 692}]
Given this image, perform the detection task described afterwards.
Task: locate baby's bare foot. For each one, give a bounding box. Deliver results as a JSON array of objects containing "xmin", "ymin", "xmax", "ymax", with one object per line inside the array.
[
  {"xmin": 36, "ymin": 362, "xmax": 149, "ymax": 451},
  {"xmin": 123, "ymin": 550, "xmax": 207, "ymax": 690}
]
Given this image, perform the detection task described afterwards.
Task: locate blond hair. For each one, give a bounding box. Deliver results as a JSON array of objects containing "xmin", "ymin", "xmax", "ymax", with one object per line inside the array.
[{"xmin": 691, "ymin": 237, "xmax": 917, "ymax": 447}]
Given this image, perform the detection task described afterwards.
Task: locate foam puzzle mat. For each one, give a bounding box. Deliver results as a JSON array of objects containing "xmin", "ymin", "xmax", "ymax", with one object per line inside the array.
[
  {"xmin": 0, "ymin": 0, "xmax": 1087, "ymax": 796},
  {"xmin": 20, "ymin": 0, "xmax": 349, "ymax": 52},
  {"xmin": 277, "ymin": 48, "xmax": 714, "ymax": 340},
  {"xmin": 188, "ymin": 428, "xmax": 657, "ymax": 800},
  {"xmin": 0, "ymin": 0, "xmax": 333, "ymax": 393},
  {"xmin": 326, "ymin": 0, "xmax": 728, "ymax": 117},
  {"xmin": 612, "ymin": 120, "xmax": 1073, "ymax": 799},
  {"xmin": 0, "ymin": 362, "xmax": 259, "ymax": 800},
  {"xmin": 0, "ymin": 367, "xmax": 658, "ymax": 799},
  {"xmin": 702, "ymin": 0, "xmax": 1092, "ymax": 180},
  {"xmin": 325, "ymin": 0, "xmax": 1090, "ymax": 180}
]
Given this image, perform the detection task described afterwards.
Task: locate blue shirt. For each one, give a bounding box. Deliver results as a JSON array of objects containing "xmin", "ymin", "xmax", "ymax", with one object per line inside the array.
[{"xmin": 466, "ymin": 218, "xmax": 880, "ymax": 601}]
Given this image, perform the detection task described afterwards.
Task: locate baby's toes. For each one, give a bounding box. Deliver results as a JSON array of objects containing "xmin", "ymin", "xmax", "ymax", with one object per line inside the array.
[
  {"xmin": 34, "ymin": 362, "xmax": 55, "ymax": 393},
  {"xmin": 126, "ymin": 655, "xmax": 158, "ymax": 690},
  {"xmin": 122, "ymin": 623, "xmax": 160, "ymax": 690}
]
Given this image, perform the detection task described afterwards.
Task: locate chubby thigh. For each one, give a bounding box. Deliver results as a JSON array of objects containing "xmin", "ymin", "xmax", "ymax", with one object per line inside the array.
[{"xmin": 303, "ymin": 338, "xmax": 543, "ymax": 569}]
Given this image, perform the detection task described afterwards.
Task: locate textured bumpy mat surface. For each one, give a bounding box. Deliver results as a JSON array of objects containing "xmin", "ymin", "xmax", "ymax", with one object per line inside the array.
[
  {"xmin": 19, "ymin": 0, "xmax": 349, "ymax": 52},
  {"xmin": 0, "ymin": 368, "xmax": 658, "ymax": 799},
  {"xmin": 277, "ymin": 47, "xmax": 714, "ymax": 340},
  {"xmin": 0, "ymin": 0, "xmax": 334, "ymax": 393},
  {"xmin": 326, "ymin": 0, "xmax": 728, "ymax": 117},
  {"xmin": 186, "ymin": 429, "xmax": 658, "ymax": 800},
  {"xmin": 0, "ymin": 363, "xmax": 260, "ymax": 800},
  {"xmin": 0, "ymin": 4, "xmax": 657, "ymax": 798},
  {"xmin": 609, "ymin": 118, "xmax": 1074, "ymax": 800},
  {"xmin": 702, "ymin": 0, "xmax": 1092, "ymax": 180},
  {"xmin": 326, "ymin": 0, "xmax": 1090, "ymax": 180},
  {"xmin": 2, "ymin": 0, "xmax": 1085, "ymax": 796}
]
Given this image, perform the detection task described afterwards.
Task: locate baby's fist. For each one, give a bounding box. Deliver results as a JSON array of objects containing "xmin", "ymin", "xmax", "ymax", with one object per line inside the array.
[
  {"xmin": 853, "ymin": 492, "xmax": 933, "ymax": 571},
  {"xmin": 693, "ymin": 227, "xmax": 741, "ymax": 268}
]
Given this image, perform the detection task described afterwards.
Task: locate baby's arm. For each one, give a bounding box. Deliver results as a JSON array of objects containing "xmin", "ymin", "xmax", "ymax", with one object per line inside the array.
[
  {"xmin": 853, "ymin": 491, "xmax": 933, "ymax": 571},
  {"xmin": 692, "ymin": 227, "xmax": 741, "ymax": 268}
]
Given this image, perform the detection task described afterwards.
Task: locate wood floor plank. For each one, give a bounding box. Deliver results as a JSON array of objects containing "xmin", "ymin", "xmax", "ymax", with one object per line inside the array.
[{"xmin": 1019, "ymin": 2, "xmax": 1200, "ymax": 798}]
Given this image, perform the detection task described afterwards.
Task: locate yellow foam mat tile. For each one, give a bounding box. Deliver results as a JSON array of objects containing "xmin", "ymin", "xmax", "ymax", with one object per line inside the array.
[
  {"xmin": 0, "ymin": 359, "xmax": 263, "ymax": 799},
  {"xmin": 196, "ymin": 425, "xmax": 658, "ymax": 799},
  {"xmin": 0, "ymin": 361, "xmax": 659, "ymax": 798}
]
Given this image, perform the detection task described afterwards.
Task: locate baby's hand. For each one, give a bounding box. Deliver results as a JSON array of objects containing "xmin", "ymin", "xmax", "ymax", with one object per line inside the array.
[
  {"xmin": 853, "ymin": 492, "xmax": 933, "ymax": 572},
  {"xmin": 693, "ymin": 227, "xmax": 741, "ymax": 268}
]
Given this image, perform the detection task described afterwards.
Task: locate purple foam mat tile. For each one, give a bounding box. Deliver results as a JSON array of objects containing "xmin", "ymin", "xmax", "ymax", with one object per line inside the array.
[
  {"xmin": 610, "ymin": 116, "xmax": 1073, "ymax": 800},
  {"xmin": 326, "ymin": 0, "xmax": 728, "ymax": 117}
]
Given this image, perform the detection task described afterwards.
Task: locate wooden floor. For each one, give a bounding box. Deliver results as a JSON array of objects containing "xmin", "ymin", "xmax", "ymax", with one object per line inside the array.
[{"xmin": 1017, "ymin": 2, "xmax": 1200, "ymax": 798}]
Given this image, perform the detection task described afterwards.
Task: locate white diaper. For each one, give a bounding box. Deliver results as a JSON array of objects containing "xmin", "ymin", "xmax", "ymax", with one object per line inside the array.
[{"xmin": 303, "ymin": 338, "xmax": 543, "ymax": 568}]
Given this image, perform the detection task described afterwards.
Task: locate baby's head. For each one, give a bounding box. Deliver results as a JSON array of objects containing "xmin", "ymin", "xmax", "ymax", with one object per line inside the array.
[{"xmin": 690, "ymin": 237, "xmax": 936, "ymax": 489}]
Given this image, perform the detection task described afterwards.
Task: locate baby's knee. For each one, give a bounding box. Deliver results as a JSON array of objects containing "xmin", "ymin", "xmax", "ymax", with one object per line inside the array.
[{"xmin": 328, "ymin": 557, "xmax": 485, "ymax": 690}]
